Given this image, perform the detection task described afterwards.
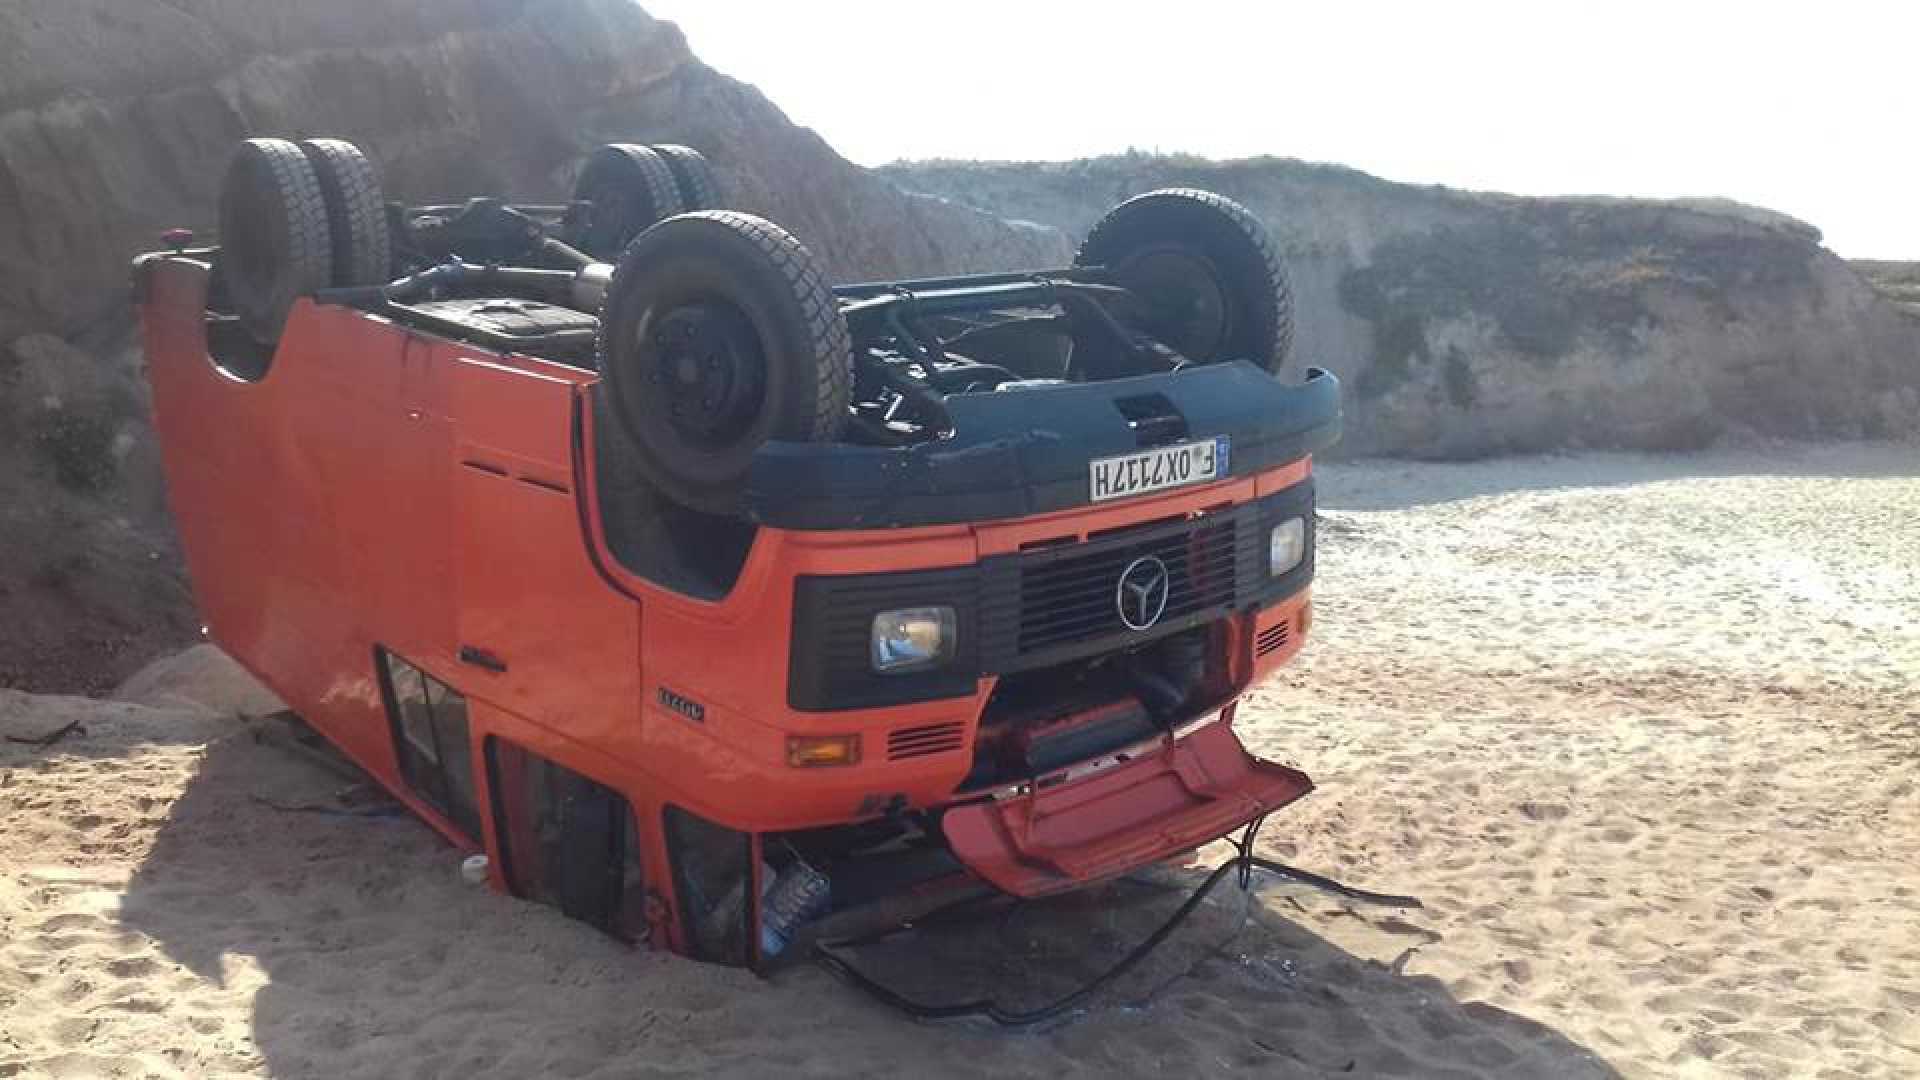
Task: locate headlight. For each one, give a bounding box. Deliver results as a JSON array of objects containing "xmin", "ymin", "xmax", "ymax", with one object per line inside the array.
[
  {"xmin": 870, "ymin": 606, "xmax": 955, "ymax": 673},
  {"xmin": 1269, "ymin": 517, "xmax": 1306, "ymax": 577}
]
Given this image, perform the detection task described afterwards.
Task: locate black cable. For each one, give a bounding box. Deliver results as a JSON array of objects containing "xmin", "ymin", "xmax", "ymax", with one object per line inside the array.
[
  {"xmin": 1240, "ymin": 857, "xmax": 1421, "ymax": 909},
  {"xmin": 812, "ymin": 825, "xmax": 1421, "ymax": 1027},
  {"xmin": 815, "ymin": 856, "xmax": 1247, "ymax": 1026},
  {"xmin": 810, "ymin": 887, "xmax": 1004, "ymax": 953},
  {"xmin": 1233, "ymin": 815, "xmax": 1264, "ymax": 890}
]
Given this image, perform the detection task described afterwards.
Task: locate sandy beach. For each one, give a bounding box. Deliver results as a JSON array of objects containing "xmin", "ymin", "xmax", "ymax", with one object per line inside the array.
[{"xmin": 2, "ymin": 443, "xmax": 1916, "ymax": 1078}]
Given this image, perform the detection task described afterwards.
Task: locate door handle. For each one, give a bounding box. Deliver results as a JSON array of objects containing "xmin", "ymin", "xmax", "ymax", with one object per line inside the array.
[{"xmin": 458, "ymin": 645, "xmax": 508, "ymax": 673}]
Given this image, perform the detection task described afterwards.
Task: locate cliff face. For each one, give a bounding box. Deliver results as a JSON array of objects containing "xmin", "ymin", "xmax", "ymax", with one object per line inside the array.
[
  {"xmin": 883, "ymin": 157, "xmax": 1920, "ymax": 457},
  {"xmin": 0, "ymin": 0, "xmax": 1068, "ymax": 691},
  {"xmin": 0, "ymin": 0, "xmax": 1067, "ymax": 345}
]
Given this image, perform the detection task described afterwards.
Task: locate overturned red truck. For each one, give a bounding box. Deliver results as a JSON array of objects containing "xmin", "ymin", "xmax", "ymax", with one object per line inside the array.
[{"xmin": 135, "ymin": 137, "xmax": 1347, "ymax": 972}]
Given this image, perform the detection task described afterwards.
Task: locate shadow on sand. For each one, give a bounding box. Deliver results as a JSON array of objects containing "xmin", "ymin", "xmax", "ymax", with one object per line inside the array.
[{"xmin": 116, "ymin": 729, "xmax": 1624, "ymax": 1078}]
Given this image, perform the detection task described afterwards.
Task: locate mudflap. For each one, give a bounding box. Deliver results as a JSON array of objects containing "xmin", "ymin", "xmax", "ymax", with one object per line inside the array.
[{"xmin": 943, "ymin": 720, "xmax": 1312, "ymax": 898}]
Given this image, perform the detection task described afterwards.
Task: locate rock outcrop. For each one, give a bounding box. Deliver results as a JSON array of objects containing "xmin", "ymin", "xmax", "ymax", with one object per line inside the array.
[
  {"xmin": 883, "ymin": 156, "xmax": 1920, "ymax": 457},
  {"xmin": 0, "ymin": 0, "xmax": 1068, "ymax": 691},
  {"xmin": 1854, "ymin": 261, "xmax": 1920, "ymax": 318}
]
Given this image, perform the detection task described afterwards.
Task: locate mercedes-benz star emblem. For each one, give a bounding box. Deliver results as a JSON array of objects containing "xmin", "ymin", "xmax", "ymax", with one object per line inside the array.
[{"xmin": 1115, "ymin": 556, "xmax": 1171, "ymax": 631}]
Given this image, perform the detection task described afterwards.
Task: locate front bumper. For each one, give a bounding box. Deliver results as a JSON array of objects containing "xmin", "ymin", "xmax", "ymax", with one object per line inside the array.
[
  {"xmin": 747, "ymin": 363, "xmax": 1340, "ymax": 530},
  {"xmin": 942, "ymin": 716, "xmax": 1312, "ymax": 897}
]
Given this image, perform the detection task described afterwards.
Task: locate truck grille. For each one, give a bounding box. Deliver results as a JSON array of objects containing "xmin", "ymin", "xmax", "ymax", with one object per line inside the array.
[
  {"xmin": 790, "ymin": 482, "xmax": 1315, "ymax": 710},
  {"xmin": 977, "ymin": 492, "xmax": 1309, "ymax": 674},
  {"xmin": 1016, "ymin": 517, "xmax": 1239, "ymax": 654}
]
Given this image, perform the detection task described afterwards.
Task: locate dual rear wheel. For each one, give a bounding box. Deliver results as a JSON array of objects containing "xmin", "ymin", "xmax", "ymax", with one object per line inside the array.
[
  {"xmin": 216, "ymin": 139, "xmax": 336, "ymax": 346},
  {"xmin": 218, "ymin": 137, "xmax": 395, "ymax": 345},
  {"xmin": 570, "ymin": 143, "xmax": 723, "ymax": 259}
]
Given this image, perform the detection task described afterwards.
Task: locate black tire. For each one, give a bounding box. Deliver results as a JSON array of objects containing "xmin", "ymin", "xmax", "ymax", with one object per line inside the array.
[
  {"xmin": 217, "ymin": 138, "xmax": 332, "ymax": 345},
  {"xmin": 1075, "ymin": 188, "xmax": 1294, "ymax": 374},
  {"xmin": 572, "ymin": 144, "xmax": 686, "ymax": 259},
  {"xmin": 597, "ymin": 212, "xmax": 850, "ymax": 516},
  {"xmin": 649, "ymin": 144, "xmax": 722, "ymax": 210},
  {"xmin": 298, "ymin": 138, "xmax": 392, "ymax": 288}
]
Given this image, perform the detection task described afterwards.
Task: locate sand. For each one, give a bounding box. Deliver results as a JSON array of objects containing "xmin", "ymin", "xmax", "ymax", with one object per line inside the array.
[{"xmin": 1, "ymin": 442, "xmax": 1916, "ymax": 1078}]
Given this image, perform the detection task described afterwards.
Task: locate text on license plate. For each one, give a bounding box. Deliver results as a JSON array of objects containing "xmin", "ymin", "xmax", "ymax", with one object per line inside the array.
[{"xmin": 1089, "ymin": 437, "xmax": 1230, "ymax": 503}]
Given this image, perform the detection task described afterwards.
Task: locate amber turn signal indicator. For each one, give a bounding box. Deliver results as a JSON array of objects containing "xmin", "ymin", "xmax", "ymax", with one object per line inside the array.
[{"xmin": 786, "ymin": 734, "xmax": 861, "ymax": 768}]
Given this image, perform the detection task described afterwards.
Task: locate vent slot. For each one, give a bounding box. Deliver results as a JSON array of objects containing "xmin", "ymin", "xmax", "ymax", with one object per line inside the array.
[
  {"xmin": 1256, "ymin": 619, "xmax": 1291, "ymax": 657},
  {"xmin": 1019, "ymin": 534, "xmax": 1079, "ymax": 553},
  {"xmin": 1113, "ymin": 393, "xmax": 1188, "ymax": 446},
  {"xmin": 887, "ymin": 720, "xmax": 968, "ymax": 760},
  {"xmin": 517, "ymin": 475, "xmax": 570, "ymax": 495}
]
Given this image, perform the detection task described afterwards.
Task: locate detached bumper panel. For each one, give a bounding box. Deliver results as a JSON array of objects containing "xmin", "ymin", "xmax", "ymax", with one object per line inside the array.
[{"xmin": 942, "ymin": 721, "xmax": 1313, "ymax": 898}]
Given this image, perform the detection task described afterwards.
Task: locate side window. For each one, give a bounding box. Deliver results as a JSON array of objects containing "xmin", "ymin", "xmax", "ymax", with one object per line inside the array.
[
  {"xmin": 662, "ymin": 804, "xmax": 755, "ymax": 965},
  {"xmin": 487, "ymin": 739, "xmax": 648, "ymax": 943},
  {"xmin": 376, "ymin": 648, "xmax": 482, "ymax": 840}
]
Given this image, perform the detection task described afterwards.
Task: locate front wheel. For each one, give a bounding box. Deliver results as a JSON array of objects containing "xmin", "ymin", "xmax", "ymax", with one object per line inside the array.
[
  {"xmin": 596, "ymin": 212, "xmax": 851, "ymax": 516},
  {"xmin": 1075, "ymin": 188, "xmax": 1294, "ymax": 375}
]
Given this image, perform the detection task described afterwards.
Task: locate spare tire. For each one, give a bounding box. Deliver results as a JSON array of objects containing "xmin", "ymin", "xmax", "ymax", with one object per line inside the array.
[
  {"xmin": 1075, "ymin": 188, "xmax": 1293, "ymax": 374},
  {"xmin": 218, "ymin": 138, "xmax": 332, "ymax": 345},
  {"xmin": 649, "ymin": 144, "xmax": 722, "ymax": 210},
  {"xmin": 572, "ymin": 144, "xmax": 686, "ymax": 259},
  {"xmin": 597, "ymin": 212, "xmax": 850, "ymax": 516},
  {"xmin": 298, "ymin": 138, "xmax": 391, "ymax": 288}
]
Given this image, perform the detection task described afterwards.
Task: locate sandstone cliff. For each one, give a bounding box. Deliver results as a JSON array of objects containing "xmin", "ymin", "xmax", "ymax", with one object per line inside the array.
[
  {"xmin": 883, "ymin": 156, "xmax": 1920, "ymax": 457},
  {"xmin": 0, "ymin": 0, "xmax": 1068, "ymax": 690}
]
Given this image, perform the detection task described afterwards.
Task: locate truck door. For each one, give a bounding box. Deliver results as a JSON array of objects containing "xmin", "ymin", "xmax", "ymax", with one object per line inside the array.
[{"xmin": 442, "ymin": 353, "xmax": 641, "ymax": 745}]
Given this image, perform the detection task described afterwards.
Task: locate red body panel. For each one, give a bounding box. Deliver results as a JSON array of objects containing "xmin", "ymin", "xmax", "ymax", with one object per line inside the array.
[{"xmin": 140, "ymin": 255, "xmax": 1320, "ymax": 952}]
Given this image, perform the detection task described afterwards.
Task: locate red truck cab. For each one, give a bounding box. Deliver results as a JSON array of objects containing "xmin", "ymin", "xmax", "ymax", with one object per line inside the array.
[{"xmin": 136, "ymin": 140, "xmax": 1341, "ymax": 965}]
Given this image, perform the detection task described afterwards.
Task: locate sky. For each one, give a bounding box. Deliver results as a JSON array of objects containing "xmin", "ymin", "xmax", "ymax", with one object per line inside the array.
[{"xmin": 641, "ymin": 0, "xmax": 1918, "ymax": 258}]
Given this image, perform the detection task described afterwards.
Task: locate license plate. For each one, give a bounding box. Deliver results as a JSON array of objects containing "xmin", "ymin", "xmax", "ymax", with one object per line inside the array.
[{"xmin": 1089, "ymin": 436, "xmax": 1229, "ymax": 503}]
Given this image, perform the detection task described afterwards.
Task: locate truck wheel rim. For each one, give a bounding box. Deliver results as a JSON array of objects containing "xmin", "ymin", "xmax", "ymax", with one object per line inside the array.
[
  {"xmin": 643, "ymin": 301, "xmax": 766, "ymax": 449},
  {"xmin": 1114, "ymin": 246, "xmax": 1230, "ymax": 360}
]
